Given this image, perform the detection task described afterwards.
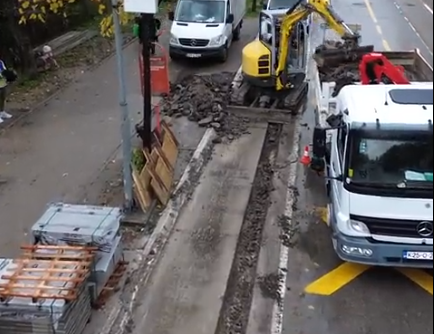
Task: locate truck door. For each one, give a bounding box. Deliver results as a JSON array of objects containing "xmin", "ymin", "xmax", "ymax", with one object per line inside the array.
[
  {"xmin": 329, "ymin": 122, "xmax": 348, "ymax": 225},
  {"xmin": 225, "ymin": 0, "xmax": 233, "ymax": 45}
]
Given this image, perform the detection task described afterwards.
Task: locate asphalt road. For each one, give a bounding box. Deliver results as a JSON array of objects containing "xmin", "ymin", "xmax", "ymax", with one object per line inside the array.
[{"xmin": 281, "ymin": 1, "xmax": 433, "ymax": 333}]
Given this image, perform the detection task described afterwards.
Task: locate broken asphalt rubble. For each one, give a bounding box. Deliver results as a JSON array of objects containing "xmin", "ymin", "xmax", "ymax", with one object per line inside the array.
[{"xmin": 160, "ymin": 72, "xmax": 250, "ymax": 143}]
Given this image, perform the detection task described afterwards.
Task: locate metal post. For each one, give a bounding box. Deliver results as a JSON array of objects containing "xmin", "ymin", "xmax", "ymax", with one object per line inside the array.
[
  {"xmin": 140, "ymin": 13, "xmax": 154, "ymax": 150},
  {"xmin": 111, "ymin": 0, "xmax": 133, "ymax": 211}
]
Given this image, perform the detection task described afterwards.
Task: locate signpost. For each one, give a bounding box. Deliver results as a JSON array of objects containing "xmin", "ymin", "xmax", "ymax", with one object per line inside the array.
[
  {"xmin": 111, "ymin": 0, "xmax": 133, "ymax": 211},
  {"xmin": 124, "ymin": 0, "xmax": 159, "ymax": 150}
]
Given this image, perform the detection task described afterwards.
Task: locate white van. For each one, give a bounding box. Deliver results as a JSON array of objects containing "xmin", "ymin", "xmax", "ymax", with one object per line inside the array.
[
  {"xmin": 263, "ymin": 0, "xmax": 311, "ymax": 35},
  {"xmin": 168, "ymin": 0, "xmax": 246, "ymax": 63}
]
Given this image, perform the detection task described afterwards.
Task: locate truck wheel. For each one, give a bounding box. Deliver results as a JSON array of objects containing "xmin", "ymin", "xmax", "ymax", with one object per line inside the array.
[
  {"xmin": 218, "ymin": 45, "xmax": 228, "ymax": 63},
  {"xmin": 233, "ymin": 24, "xmax": 241, "ymax": 41}
]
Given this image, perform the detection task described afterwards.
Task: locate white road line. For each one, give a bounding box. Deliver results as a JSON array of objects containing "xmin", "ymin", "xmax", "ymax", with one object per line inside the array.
[
  {"xmin": 423, "ymin": 2, "xmax": 433, "ymax": 14},
  {"xmin": 270, "ymin": 116, "xmax": 301, "ymax": 334},
  {"xmin": 393, "ymin": 1, "xmax": 433, "ymax": 56}
]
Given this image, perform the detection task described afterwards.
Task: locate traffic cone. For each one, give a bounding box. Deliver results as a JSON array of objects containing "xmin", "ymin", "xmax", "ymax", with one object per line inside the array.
[{"xmin": 300, "ymin": 145, "xmax": 311, "ymax": 165}]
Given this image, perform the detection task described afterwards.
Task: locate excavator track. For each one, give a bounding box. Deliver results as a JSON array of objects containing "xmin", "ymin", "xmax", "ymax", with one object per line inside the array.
[{"xmin": 230, "ymin": 80, "xmax": 308, "ymax": 114}]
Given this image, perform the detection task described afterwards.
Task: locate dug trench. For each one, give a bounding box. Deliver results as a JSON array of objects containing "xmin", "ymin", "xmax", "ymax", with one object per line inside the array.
[{"xmin": 214, "ymin": 123, "xmax": 281, "ymax": 334}]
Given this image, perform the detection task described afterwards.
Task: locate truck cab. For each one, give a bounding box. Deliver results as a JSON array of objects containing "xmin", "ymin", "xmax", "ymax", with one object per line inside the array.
[
  {"xmin": 168, "ymin": 0, "xmax": 246, "ymax": 63},
  {"xmin": 313, "ymin": 83, "xmax": 433, "ymax": 268}
]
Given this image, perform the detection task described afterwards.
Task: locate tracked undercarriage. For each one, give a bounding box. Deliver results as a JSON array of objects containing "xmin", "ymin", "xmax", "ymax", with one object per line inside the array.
[{"xmin": 229, "ymin": 69, "xmax": 309, "ymax": 114}]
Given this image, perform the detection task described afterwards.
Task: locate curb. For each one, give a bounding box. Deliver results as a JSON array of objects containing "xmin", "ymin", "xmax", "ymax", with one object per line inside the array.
[
  {"xmin": 0, "ymin": 36, "xmax": 138, "ymax": 134},
  {"xmin": 101, "ymin": 128, "xmax": 216, "ymax": 334}
]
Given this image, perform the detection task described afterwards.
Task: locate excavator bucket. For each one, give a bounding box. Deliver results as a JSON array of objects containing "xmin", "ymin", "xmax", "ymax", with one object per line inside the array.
[
  {"xmin": 313, "ymin": 23, "xmax": 374, "ymax": 67},
  {"xmin": 314, "ymin": 43, "xmax": 375, "ymax": 68}
]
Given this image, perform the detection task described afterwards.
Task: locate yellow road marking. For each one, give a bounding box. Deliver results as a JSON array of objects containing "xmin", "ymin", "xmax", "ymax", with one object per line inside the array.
[
  {"xmin": 304, "ymin": 263, "xmax": 370, "ymax": 295},
  {"xmin": 310, "ymin": 208, "xmax": 433, "ymax": 296},
  {"xmin": 396, "ymin": 268, "xmax": 433, "ymax": 295},
  {"xmin": 382, "ymin": 40, "xmax": 391, "ymax": 51},
  {"xmin": 364, "ymin": 0, "xmax": 392, "ymax": 51},
  {"xmin": 364, "ymin": 0, "xmax": 378, "ymax": 23},
  {"xmin": 375, "ymin": 25, "xmax": 383, "ymax": 35},
  {"xmin": 315, "ymin": 207, "xmax": 328, "ymax": 224}
]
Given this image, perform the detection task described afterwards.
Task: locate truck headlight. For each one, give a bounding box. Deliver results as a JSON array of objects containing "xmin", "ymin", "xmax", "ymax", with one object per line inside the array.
[
  {"xmin": 209, "ymin": 35, "xmax": 224, "ymax": 46},
  {"xmin": 169, "ymin": 34, "xmax": 179, "ymax": 45},
  {"xmin": 349, "ymin": 220, "xmax": 370, "ymax": 234}
]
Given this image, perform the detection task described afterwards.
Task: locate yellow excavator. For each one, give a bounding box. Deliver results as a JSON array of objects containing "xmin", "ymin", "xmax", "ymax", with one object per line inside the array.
[{"xmin": 233, "ymin": 0, "xmax": 373, "ymax": 109}]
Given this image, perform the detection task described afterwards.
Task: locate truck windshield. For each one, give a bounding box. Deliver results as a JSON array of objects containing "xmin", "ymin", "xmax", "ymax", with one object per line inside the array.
[
  {"xmin": 347, "ymin": 129, "xmax": 433, "ymax": 191},
  {"xmin": 175, "ymin": 0, "xmax": 226, "ymax": 23}
]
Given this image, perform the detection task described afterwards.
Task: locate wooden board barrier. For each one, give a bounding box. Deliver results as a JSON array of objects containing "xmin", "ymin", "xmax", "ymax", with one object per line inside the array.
[{"xmin": 132, "ymin": 120, "xmax": 179, "ymax": 211}]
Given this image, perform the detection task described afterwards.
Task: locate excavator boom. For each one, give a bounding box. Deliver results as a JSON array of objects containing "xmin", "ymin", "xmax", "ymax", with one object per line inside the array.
[{"xmin": 275, "ymin": 0, "xmax": 371, "ymax": 90}]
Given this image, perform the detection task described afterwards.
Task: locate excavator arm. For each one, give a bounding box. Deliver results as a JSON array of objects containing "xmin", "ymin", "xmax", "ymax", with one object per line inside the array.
[
  {"xmin": 275, "ymin": 6, "xmax": 311, "ymax": 90},
  {"xmin": 275, "ymin": 0, "xmax": 363, "ymax": 91}
]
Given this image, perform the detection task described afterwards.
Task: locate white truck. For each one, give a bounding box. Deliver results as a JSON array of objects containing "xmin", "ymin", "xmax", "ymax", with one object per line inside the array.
[
  {"xmin": 168, "ymin": 0, "xmax": 246, "ymax": 63},
  {"xmin": 311, "ymin": 48, "xmax": 433, "ymax": 268}
]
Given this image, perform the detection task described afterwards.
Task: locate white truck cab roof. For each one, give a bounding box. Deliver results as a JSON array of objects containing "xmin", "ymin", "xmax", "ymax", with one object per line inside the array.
[{"xmin": 337, "ymin": 83, "xmax": 433, "ymax": 127}]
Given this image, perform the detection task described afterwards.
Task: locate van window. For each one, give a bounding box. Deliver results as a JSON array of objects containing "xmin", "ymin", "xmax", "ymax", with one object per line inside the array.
[{"xmin": 175, "ymin": 0, "xmax": 226, "ymax": 23}]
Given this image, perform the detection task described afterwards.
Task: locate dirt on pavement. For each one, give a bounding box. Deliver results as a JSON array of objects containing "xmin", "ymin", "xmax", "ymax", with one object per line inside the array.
[
  {"xmin": 160, "ymin": 73, "xmax": 250, "ymax": 142},
  {"xmin": 215, "ymin": 124, "xmax": 280, "ymax": 334}
]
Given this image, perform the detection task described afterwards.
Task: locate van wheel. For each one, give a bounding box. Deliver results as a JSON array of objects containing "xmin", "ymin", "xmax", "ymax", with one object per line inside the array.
[
  {"xmin": 218, "ymin": 46, "xmax": 228, "ymax": 63},
  {"xmin": 233, "ymin": 25, "xmax": 241, "ymax": 41}
]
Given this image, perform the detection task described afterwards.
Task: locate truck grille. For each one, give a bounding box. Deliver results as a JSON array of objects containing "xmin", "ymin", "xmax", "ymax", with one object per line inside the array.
[
  {"xmin": 179, "ymin": 38, "xmax": 209, "ymax": 47},
  {"xmin": 351, "ymin": 215, "xmax": 433, "ymax": 238}
]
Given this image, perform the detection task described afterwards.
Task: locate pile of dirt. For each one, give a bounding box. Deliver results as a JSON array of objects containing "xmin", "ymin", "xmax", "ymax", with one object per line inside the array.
[
  {"xmin": 160, "ymin": 73, "xmax": 249, "ymax": 142},
  {"xmin": 257, "ymin": 273, "xmax": 283, "ymax": 303}
]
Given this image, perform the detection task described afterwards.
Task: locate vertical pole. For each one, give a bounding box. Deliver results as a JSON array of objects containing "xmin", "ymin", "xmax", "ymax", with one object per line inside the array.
[
  {"xmin": 112, "ymin": 0, "xmax": 133, "ymax": 210},
  {"xmin": 140, "ymin": 14, "xmax": 153, "ymax": 150}
]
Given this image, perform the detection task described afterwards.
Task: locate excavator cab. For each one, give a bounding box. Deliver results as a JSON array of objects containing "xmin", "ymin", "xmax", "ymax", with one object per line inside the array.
[{"xmin": 241, "ymin": 9, "xmax": 308, "ymax": 89}]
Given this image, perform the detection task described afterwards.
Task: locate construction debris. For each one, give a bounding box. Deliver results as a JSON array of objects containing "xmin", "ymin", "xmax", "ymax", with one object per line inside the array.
[
  {"xmin": 0, "ymin": 245, "xmax": 95, "ymax": 334},
  {"xmin": 132, "ymin": 121, "xmax": 179, "ymax": 212},
  {"xmin": 160, "ymin": 73, "xmax": 249, "ymax": 142}
]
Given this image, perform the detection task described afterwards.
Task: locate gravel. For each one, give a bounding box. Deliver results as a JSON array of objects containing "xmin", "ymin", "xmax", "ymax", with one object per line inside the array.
[
  {"xmin": 214, "ymin": 124, "xmax": 281, "ymax": 334},
  {"xmin": 160, "ymin": 72, "xmax": 250, "ymax": 142}
]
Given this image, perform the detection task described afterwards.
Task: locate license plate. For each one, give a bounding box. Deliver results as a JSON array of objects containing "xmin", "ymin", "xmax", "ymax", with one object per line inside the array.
[
  {"xmin": 186, "ymin": 53, "xmax": 201, "ymax": 58},
  {"xmin": 403, "ymin": 251, "xmax": 433, "ymax": 260}
]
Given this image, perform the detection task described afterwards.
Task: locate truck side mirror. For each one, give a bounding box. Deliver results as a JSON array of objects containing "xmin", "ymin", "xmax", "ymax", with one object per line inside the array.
[
  {"xmin": 262, "ymin": 3, "xmax": 267, "ymax": 9},
  {"xmin": 227, "ymin": 14, "xmax": 234, "ymax": 23},
  {"xmin": 312, "ymin": 127, "xmax": 326, "ymax": 158},
  {"xmin": 168, "ymin": 11, "xmax": 174, "ymax": 21},
  {"xmin": 311, "ymin": 127, "xmax": 327, "ymax": 172}
]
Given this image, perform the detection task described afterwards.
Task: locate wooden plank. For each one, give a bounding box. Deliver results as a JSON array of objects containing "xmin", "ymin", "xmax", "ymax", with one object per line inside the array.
[
  {"xmin": 5, "ymin": 267, "xmax": 88, "ymax": 274},
  {"xmin": 21, "ymin": 245, "xmax": 97, "ymax": 251},
  {"xmin": 161, "ymin": 122, "xmax": 179, "ymax": 168},
  {"xmin": 132, "ymin": 168, "xmax": 152, "ymax": 211},
  {"xmin": 154, "ymin": 145, "xmax": 173, "ymax": 191},
  {"xmin": 153, "ymin": 132, "xmax": 174, "ymax": 173},
  {"xmin": 144, "ymin": 148, "xmax": 171, "ymax": 205}
]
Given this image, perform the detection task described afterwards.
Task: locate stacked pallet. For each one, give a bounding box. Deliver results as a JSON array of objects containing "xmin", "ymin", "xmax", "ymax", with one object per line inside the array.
[
  {"xmin": 31, "ymin": 203, "xmax": 124, "ymax": 301},
  {"xmin": 0, "ymin": 245, "xmax": 95, "ymax": 334}
]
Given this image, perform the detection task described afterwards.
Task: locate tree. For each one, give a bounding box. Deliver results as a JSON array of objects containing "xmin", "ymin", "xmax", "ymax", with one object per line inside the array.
[
  {"xmin": 17, "ymin": 0, "xmax": 132, "ymax": 37},
  {"xmin": 0, "ymin": 0, "xmax": 36, "ymax": 73}
]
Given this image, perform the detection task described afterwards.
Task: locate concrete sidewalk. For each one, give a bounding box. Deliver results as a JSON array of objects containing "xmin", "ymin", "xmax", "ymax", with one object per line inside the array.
[
  {"xmin": 129, "ymin": 125, "xmax": 267, "ymax": 334},
  {"xmin": 0, "ymin": 37, "xmax": 185, "ymax": 256}
]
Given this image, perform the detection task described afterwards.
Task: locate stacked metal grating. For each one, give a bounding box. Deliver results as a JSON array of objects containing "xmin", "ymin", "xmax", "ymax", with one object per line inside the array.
[
  {"xmin": 31, "ymin": 203, "xmax": 124, "ymax": 301},
  {"xmin": 0, "ymin": 246, "xmax": 94, "ymax": 334}
]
